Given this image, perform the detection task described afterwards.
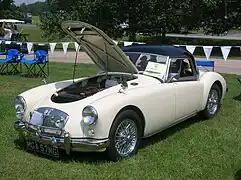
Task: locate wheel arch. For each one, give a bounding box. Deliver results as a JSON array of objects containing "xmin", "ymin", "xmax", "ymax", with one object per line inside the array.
[
  {"xmin": 199, "ymin": 72, "xmax": 227, "ymax": 110},
  {"xmin": 201, "ymin": 79, "xmax": 224, "ymax": 110},
  {"xmin": 113, "ymin": 105, "xmax": 146, "ymax": 137},
  {"xmin": 213, "ymin": 80, "xmax": 223, "ymax": 97}
]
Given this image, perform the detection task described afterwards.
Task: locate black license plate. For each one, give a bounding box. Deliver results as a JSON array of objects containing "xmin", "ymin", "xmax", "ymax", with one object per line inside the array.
[{"xmin": 25, "ymin": 140, "xmax": 59, "ymax": 158}]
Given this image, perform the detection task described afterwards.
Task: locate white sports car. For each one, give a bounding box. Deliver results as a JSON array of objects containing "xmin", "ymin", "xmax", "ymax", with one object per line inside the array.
[{"xmin": 14, "ymin": 21, "xmax": 227, "ymax": 161}]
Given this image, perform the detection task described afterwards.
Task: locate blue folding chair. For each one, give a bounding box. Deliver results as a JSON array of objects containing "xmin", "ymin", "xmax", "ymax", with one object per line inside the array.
[
  {"xmin": 21, "ymin": 50, "xmax": 49, "ymax": 77},
  {"xmin": 0, "ymin": 49, "xmax": 22, "ymax": 74}
]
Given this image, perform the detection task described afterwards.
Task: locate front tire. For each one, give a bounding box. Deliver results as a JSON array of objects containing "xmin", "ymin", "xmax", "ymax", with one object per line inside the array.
[
  {"xmin": 107, "ymin": 110, "xmax": 142, "ymax": 161},
  {"xmin": 202, "ymin": 83, "xmax": 221, "ymax": 119}
]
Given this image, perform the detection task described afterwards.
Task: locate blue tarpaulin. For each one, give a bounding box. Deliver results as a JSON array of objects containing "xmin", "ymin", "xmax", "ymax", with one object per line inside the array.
[
  {"xmin": 196, "ymin": 60, "xmax": 215, "ymax": 71},
  {"xmin": 196, "ymin": 60, "xmax": 214, "ymax": 67}
]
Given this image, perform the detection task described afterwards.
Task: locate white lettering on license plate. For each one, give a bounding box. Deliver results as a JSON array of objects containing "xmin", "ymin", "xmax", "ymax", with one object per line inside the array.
[{"xmin": 26, "ymin": 140, "xmax": 59, "ymax": 158}]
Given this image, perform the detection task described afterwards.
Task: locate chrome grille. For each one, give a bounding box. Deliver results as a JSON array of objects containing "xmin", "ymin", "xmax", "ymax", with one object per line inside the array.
[{"xmin": 28, "ymin": 107, "xmax": 69, "ymax": 136}]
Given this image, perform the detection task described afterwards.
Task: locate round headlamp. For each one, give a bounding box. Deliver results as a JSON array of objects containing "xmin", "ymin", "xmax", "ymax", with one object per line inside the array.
[
  {"xmin": 82, "ymin": 106, "xmax": 98, "ymax": 125},
  {"xmin": 14, "ymin": 96, "xmax": 26, "ymax": 120}
]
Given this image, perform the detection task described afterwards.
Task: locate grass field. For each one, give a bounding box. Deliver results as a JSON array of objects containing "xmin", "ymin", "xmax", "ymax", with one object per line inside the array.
[
  {"xmin": 19, "ymin": 26, "xmax": 47, "ymax": 42},
  {"xmin": 32, "ymin": 16, "xmax": 40, "ymax": 25},
  {"xmin": 1, "ymin": 62, "xmax": 241, "ymax": 179}
]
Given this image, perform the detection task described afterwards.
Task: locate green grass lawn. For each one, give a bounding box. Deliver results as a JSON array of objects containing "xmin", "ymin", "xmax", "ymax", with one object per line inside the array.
[
  {"xmin": 32, "ymin": 16, "xmax": 40, "ymax": 25},
  {"xmin": 1, "ymin": 63, "xmax": 241, "ymax": 180},
  {"xmin": 16, "ymin": 24, "xmax": 47, "ymax": 43}
]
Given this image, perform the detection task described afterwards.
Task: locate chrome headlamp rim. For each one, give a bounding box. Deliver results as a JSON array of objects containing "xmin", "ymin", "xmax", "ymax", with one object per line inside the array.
[
  {"xmin": 82, "ymin": 105, "xmax": 98, "ymax": 125},
  {"xmin": 14, "ymin": 96, "xmax": 27, "ymax": 120},
  {"xmin": 14, "ymin": 95, "xmax": 26, "ymax": 111}
]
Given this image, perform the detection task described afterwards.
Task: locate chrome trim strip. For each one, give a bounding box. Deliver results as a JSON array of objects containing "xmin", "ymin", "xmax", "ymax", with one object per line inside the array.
[{"xmin": 14, "ymin": 121, "xmax": 109, "ymax": 154}]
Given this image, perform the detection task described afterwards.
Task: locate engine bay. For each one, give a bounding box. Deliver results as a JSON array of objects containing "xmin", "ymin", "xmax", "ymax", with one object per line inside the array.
[{"xmin": 51, "ymin": 73, "xmax": 137, "ymax": 103}]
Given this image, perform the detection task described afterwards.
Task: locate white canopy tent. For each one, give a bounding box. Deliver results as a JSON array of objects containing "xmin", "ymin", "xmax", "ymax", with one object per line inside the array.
[{"xmin": 0, "ymin": 19, "xmax": 24, "ymax": 24}]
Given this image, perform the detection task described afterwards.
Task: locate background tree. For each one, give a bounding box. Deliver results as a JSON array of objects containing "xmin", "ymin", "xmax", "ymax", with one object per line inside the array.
[
  {"xmin": 116, "ymin": 0, "xmax": 153, "ymax": 41},
  {"xmin": 0, "ymin": 0, "xmax": 23, "ymax": 19},
  {"xmin": 37, "ymin": 0, "xmax": 241, "ymax": 41},
  {"xmin": 19, "ymin": 2, "xmax": 49, "ymax": 16},
  {"xmin": 39, "ymin": 0, "xmax": 119, "ymax": 41},
  {"xmin": 201, "ymin": 0, "xmax": 241, "ymax": 35},
  {"xmin": 147, "ymin": 0, "xmax": 182, "ymax": 38}
]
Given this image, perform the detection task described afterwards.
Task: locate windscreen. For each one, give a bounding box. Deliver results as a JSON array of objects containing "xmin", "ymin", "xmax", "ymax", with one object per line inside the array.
[{"xmin": 125, "ymin": 52, "xmax": 170, "ymax": 80}]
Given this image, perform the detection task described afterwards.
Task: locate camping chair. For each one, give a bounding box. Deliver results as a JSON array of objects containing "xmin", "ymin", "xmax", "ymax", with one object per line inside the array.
[
  {"xmin": 0, "ymin": 48, "xmax": 22, "ymax": 74},
  {"xmin": 21, "ymin": 49, "xmax": 49, "ymax": 78}
]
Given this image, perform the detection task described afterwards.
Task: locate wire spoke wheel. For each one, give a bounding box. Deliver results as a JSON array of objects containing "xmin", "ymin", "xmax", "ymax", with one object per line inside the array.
[
  {"xmin": 207, "ymin": 89, "xmax": 219, "ymax": 115},
  {"xmin": 114, "ymin": 119, "xmax": 138, "ymax": 157}
]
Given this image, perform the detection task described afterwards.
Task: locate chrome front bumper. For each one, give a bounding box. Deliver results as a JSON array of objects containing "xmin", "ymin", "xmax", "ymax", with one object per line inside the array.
[{"xmin": 14, "ymin": 121, "xmax": 109, "ymax": 154}]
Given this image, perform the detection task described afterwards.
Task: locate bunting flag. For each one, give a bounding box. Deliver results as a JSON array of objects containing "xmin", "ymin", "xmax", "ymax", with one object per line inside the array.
[
  {"xmin": 221, "ymin": 46, "xmax": 232, "ymax": 61},
  {"xmin": 49, "ymin": 43, "xmax": 57, "ymax": 54},
  {"xmin": 203, "ymin": 46, "xmax": 213, "ymax": 60},
  {"xmin": 74, "ymin": 42, "xmax": 80, "ymax": 52},
  {"xmin": 27, "ymin": 42, "xmax": 33, "ymax": 54},
  {"xmin": 0, "ymin": 39, "xmax": 241, "ymax": 60},
  {"xmin": 113, "ymin": 40, "xmax": 118, "ymax": 45},
  {"xmin": 62, "ymin": 42, "xmax": 69, "ymax": 54},
  {"xmin": 124, "ymin": 41, "xmax": 133, "ymax": 46},
  {"xmin": 186, "ymin": 45, "xmax": 196, "ymax": 54}
]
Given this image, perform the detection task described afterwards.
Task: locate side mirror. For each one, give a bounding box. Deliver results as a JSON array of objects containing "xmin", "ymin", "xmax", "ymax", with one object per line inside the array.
[{"xmin": 167, "ymin": 73, "xmax": 180, "ymax": 83}]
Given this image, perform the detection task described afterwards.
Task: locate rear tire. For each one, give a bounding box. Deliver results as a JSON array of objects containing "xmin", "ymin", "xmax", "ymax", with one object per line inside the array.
[
  {"xmin": 107, "ymin": 110, "xmax": 142, "ymax": 161},
  {"xmin": 202, "ymin": 83, "xmax": 221, "ymax": 119}
]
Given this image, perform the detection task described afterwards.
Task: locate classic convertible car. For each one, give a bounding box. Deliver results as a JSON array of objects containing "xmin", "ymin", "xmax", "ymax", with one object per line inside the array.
[{"xmin": 14, "ymin": 21, "xmax": 227, "ymax": 161}]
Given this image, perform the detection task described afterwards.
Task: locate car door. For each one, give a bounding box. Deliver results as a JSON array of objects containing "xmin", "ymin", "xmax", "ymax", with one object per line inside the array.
[
  {"xmin": 137, "ymin": 56, "xmax": 176, "ymax": 136},
  {"xmin": 175, "ymin": 80, "xmax": 203, "ymax": 121},
  {"xmin": 168, "ymin": 58, "xmax": 204, "ymax": 121}
]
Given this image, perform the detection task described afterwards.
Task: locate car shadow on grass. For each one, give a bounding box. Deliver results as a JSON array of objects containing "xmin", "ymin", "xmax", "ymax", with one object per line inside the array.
[
  {"xmin": 13, "ymin": 139, "xmax": 110, "ymax": 164},
  {"xmin": 13, "ymin": 113, "xmax": 207, "ymax": 164},
  {"xmin": 140, "ymin": 113, "xmax": 206, "ymax": 149}
]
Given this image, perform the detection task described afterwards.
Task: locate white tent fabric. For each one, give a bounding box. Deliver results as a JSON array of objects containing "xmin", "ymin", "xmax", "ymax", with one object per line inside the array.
[{"xmin": 0, "ymin": 19, "xmax": 24, "ymax": 23}]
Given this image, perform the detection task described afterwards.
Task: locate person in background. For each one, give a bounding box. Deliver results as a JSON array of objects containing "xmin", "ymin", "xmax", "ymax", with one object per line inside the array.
[
  {"xmin": 10, "ymin": 24, "xmax": 19, "ymax": 41},
  {"xmin": 181, "ymin": 60, "xmax": 193, "ymax": 76},
  {"xmin": 0, "ymin": 21, "xmax": 12, "ymax": 40},
  {"xmin": 5, "ymin": 23, "xmax": 11, "ymax": 29},
  {"xmin": 3, "ymin": 23, "xmax": 12, "ymax": 40}
]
